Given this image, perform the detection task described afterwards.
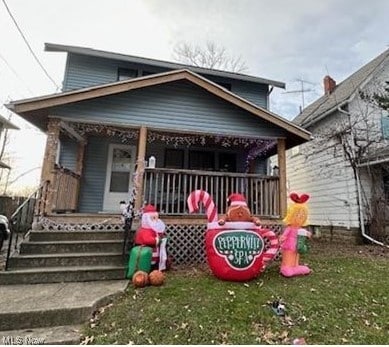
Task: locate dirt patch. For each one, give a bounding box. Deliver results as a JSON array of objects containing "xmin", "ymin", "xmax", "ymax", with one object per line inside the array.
[{"xmin": 310, "ymin": 239, "xmax": 389, "ymax": 259}]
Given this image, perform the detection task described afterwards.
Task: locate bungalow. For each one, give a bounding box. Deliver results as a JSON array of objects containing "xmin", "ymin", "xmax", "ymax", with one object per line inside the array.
[{"xmin": 2, "ymin": 43, "xmax": 310, "ymax": 281}]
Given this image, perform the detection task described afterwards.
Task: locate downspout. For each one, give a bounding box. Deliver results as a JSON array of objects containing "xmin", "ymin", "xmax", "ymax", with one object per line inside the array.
[
  {"xmin": 267, "ymin": 86, "xmax": 274, "ymax": 110},
  {"xmin": 338, "ymin": 105, "xmax": 388, "ymax": 247}
]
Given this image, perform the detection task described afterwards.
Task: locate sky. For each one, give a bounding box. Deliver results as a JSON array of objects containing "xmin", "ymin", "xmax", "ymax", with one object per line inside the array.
[{"xmin": 0, "ymin": 0, "xmax": 388, "ymax": 193}]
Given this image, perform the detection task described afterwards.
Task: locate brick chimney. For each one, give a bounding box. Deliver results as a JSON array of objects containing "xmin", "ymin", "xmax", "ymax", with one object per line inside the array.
[{"xmin": 323, "ymin": 75, "xmax": 336, "ymax": 95}]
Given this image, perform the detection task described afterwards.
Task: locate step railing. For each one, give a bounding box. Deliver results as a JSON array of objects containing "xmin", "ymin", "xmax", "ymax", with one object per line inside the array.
[{"xmin": 4, "ymin": 181, "xmax": 49, "ymax": 270}]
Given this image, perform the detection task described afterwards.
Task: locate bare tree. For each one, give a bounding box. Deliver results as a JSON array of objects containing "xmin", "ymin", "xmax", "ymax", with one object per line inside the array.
[
  {"xmin": 302, "ymin": 79, "xmax": 389, "ymax": 243},
  {"xmin": 173, "ymin": 41, "xmax": 248, "ymax": 73}
]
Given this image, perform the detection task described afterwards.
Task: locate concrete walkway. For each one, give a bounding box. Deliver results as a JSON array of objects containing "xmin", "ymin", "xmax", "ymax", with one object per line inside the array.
[{"xmin": 0, "ymin": 280, "xmax": 129, "ymax": 344}]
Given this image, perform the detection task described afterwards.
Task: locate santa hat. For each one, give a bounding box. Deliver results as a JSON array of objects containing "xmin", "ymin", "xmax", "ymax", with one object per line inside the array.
[
  {"xmin": 142, "ymin": 204, "xmax": 158, "ymax": 214},
  {"xmin": 228, "ymin": 193, "xmax": 248, "ymax": 207}
]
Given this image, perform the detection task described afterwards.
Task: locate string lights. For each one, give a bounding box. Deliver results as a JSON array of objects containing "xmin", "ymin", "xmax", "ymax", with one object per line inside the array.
[{"xmin": 70, "ymin": 121, "xmax": 277, "ymax": 173}]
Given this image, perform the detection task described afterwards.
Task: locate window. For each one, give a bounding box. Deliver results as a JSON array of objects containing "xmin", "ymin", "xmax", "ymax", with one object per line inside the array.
[
  {"xmin": 384, "ymin": 172, "xmax": 389, "ymax": 203},
  {"xmin": 189, "ymin": 150, "xmax": 215, "ymax": 171},
  {"xmin": 219, "ymin": 152, "xmax": 236, "ymax": 172},
  {"xmin": 381, "ymin": 116, "xmax": 389, "ymax": 140},
  {"xmin": 117, "ymin": 68, "xmax": 138, "ymax": 81},
  {"xmin": 165, "ymin": 149, "xmax": 184, "ymax": 169}
]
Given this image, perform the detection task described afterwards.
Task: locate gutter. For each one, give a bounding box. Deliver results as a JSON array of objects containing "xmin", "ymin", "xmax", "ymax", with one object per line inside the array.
[
  {"xmin": 302, "ymin": 99, "xmax": 348, "ymax": 128},
  {"xmin": 355, "ymin": 166, "xmax": 388, "ymax": 247},
  {"xmin": 357, "ymin": 157, "xmax": 389, "ymax": 167}
]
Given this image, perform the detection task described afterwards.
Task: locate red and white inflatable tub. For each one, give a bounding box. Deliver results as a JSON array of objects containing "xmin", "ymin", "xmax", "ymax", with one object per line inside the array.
[{"xmin": 188, "ymin": 190, "xmax": 279, "ymax": 282}]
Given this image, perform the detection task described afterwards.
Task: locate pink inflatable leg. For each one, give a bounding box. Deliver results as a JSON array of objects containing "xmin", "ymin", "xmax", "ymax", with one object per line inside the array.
[
  {"xmin": 281, "ymin": 265, "xmax": 311, "ymax": 277},
  {"xmin": 280, "ymin": 266, "xmax": 295, "ymax": 277},
  {"xmin": 296, "ymin": 265, "xmax": 311, "ymax": 275}
]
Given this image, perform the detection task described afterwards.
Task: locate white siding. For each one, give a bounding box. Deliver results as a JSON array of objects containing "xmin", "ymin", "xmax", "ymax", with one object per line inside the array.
[
  {"xmin": 285, "ymin": 60, "xmax": 389, "ymax": 229},
  {"xmin": 285, "ymin": 110, "xmax": 360, "ymax": 228}
]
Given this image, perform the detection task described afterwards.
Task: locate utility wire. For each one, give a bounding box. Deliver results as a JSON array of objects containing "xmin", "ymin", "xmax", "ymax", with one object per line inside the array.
[
  {"xmin": 1, "ymin": 0, "xmax": 59, "ymax": 89},
  {"xmin": 0, "ymin": 51, "xmax": 34, "ymax": 95}
]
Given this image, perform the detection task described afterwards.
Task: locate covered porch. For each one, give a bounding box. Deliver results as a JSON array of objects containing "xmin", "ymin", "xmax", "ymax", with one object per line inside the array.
[{"xmin": 42, "ymin": 119, "xmax": 288, "ymax": 222}]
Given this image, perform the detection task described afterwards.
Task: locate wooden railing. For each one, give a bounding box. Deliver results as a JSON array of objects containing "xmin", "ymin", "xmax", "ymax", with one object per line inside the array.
[
  {"xmin": 4, "ymin": 182, "xmax": 49, "ymax": 270},
  {"xmin": 143, "ymin": 168, "xmax": 280, "ymax": 218},
  {"xmin": 52, "ymin": 166, "xmax": 81, "ymax": 212}
]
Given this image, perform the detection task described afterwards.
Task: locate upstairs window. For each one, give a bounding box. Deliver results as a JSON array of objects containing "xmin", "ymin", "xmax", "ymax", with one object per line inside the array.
[{"xmin": 117, "ymin": 68, "xmax": 138, "ymax": 81}]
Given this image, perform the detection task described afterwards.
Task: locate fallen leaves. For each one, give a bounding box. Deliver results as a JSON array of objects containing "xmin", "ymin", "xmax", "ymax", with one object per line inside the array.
[
  {"xmin": 251, "ymin": 323, "xmax": 290, "ymax": 344},
  {"xmin": 80, "ymin": 335, "xmax": 94, "ymax": 345}
]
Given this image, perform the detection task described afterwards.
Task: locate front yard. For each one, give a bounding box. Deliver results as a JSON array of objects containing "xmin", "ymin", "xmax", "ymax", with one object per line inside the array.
[{"xmin": 82, "ymin": 240, "xmax": 389, "ymax": 345}]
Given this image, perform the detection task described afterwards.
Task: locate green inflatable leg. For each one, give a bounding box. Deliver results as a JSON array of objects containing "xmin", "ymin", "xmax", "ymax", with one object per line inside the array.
[{"xmin": 126, "ymin": 245, "xmax": 153, "ymax": 279}]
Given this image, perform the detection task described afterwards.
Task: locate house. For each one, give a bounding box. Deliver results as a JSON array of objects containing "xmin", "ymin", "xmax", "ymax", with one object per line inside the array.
[
  {"xmin": 0, "ymin": 114, "xmax": 19, "ymax": 170},
  {"xmin": 288, "ymin": 49, "xmax": 389, "ymax": 243},
  {"xmin": 3, "ymin": 43, "xmax": 311, "ymax": 272}
]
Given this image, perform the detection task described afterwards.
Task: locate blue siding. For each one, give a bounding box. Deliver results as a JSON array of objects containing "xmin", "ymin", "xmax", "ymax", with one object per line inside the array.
[
  {"xmin": 63, "ymin": 54, "xmax": 268, "ymax": 109},
  {"xmin": 232, "ymin": 80, "xmax": 268, "ymax": 108},
  {"xmin": 201, "ymin": 73, "xmax": 268, "ymax": 109},
  {"xmin": 54, "ymin": 81, "xmax": 286, "ymax": 138},
  {"xmin": 59, "ymin": 138, "xmax": 77, "ymax": 171},
  {"xmin": 78, "ymin": 137, "xmax": 138, "ymax": 212},
  {"xmin": 78, "ymin": 137, "xmax": 108, "ymax": 212}
]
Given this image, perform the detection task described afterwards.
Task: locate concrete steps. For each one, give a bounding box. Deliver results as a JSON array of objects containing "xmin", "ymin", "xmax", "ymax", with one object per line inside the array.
[
  {"xmin": 0, "ymin": 325, "xmax": 83, "ymax": 345},
  {"xmin": 29, "ymin": 230, "xmax": 124, "ymax": 241},
  {"xmin": 0, "ymin": 280, "xmax": 128, "ymax": 334},
  {"xmin": 0, "ymin": 265, "xmax": 126, "ymax": 285},
  {"xmin": 0, "ymin": 229, "xmax": 129, "ymax": 285},
  {"xmin": 7, "ymin": 252, "xmax": 123, "ymax": 268},
  {"xmin": 20, "ymin": 239, "xmax": 123, "ymax": 254}
]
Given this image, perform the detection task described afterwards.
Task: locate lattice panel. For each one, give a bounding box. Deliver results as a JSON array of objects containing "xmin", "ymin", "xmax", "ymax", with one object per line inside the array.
[
  {"xmin": 37, "ymin": 218, "xmax": 283, "ymax": 265},
  {"xmin": 165, "ymin": 223, "xmax": 283, "ymax": 265},
  {"xmin": 166, "ymin": 224, "xmax": 207, "ymax": 265},
  {"xmin": 39, "ymin": 218, "xmax": 124, "ymax": 232}
]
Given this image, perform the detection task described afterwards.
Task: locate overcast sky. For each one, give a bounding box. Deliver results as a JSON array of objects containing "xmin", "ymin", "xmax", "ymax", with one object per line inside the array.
[{"xmin": 0, "ymin": 0, "xmax": 388, "ymax": 191}]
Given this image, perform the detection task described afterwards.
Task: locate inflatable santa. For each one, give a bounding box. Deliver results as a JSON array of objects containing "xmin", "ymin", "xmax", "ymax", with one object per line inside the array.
[{"xmin": 134, "ymin": 204, "xmax": 168, "ymax": 271}]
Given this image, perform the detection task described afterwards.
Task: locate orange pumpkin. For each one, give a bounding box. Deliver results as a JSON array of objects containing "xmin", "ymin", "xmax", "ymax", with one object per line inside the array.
[
  {"xmin": 149, "ymin": 270, "xmax": 165, "ymax": 286},
  {"xmin": 132, "ymin": 271, "xmax": 149, "ymax": 288}
]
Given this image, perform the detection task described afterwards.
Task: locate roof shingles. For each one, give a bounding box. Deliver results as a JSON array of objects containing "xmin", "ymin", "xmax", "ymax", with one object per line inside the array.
[{"xmin": 293, "ymin": 49, "xmax": 389, "ymax": 128}]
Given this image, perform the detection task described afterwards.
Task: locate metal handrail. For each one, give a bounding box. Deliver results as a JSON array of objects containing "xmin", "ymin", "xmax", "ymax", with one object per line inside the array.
[{"xmin": 4, "ymin": 181, "xmax": 49, "ymax": 270}]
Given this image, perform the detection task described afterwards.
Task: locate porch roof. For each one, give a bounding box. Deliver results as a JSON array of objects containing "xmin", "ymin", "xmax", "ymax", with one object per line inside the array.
[{"xmin": 6, "ymin": 69, "xmax": 311, "ymax": 149}]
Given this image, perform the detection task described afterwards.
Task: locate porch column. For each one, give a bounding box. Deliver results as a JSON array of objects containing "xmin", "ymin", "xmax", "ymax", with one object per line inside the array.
[
  {"xmin": 277, "ymin": 138, "xmax": 287, "ymax": 218},
  {"xmin": 134, "ymin": 126, "xmax": 147, "ymax": 211},
  {"xmin": 73, "ymin": 141, "xmax": 86, "ymax": 209},
  {"xmin": 41, "ymin": 118, "xmax": 61, "ymax": 214}
]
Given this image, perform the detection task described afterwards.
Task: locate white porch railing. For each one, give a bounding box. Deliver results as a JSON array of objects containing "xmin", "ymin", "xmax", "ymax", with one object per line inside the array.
[{"xmin": 142, "ymin": 168, "xmax": 280, "ymax": 218}]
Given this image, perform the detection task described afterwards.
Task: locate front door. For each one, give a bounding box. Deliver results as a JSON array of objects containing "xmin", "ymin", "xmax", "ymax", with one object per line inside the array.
[{"xmin": 103, "ymin": 144, "xmax": 136, "ymax": 212}]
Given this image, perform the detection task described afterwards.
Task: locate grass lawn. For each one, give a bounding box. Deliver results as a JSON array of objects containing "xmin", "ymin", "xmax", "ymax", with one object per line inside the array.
[{"xmin": 82, "ymin": 240, "xmax": 389, "ymax": 345}]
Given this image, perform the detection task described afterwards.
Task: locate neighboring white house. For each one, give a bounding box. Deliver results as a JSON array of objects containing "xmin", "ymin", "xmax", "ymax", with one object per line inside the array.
[
  {"xmin": 287, "ymin": 49, "xmax": 389, "ymax": 243},
  {"xmin": 0, "ymin": 114, "xmax": 19, "ymax": 170}
]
